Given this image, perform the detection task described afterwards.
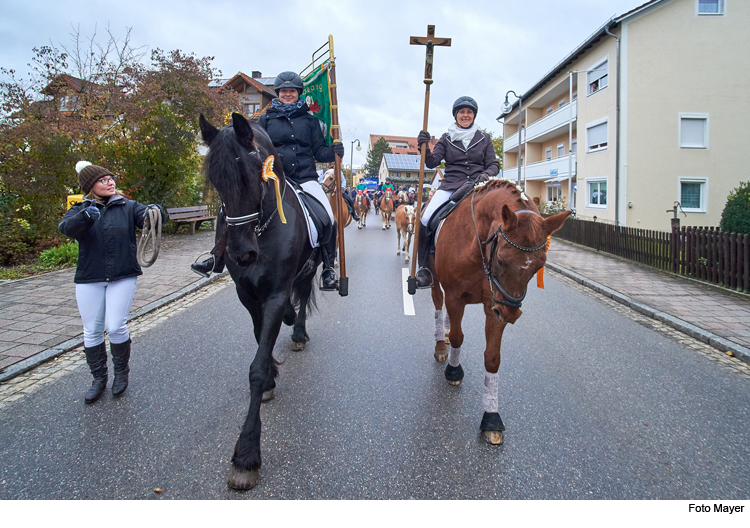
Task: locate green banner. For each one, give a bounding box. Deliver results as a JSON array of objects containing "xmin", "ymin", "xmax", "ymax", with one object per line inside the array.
[{"xmin": 301, "ymin": 62, "xmax": 332, "ymax": 145}]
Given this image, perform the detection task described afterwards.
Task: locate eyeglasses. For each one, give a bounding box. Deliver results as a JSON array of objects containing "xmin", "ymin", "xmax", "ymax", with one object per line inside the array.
[{"xmin": 96, "ymin": 177, "xmax": 116, "ymax": 185}]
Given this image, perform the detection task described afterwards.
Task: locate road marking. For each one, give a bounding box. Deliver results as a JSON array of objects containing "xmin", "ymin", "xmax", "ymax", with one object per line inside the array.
[{"xmin": 402, "ymin": 267, "xmax": 415, "ymax": 316}]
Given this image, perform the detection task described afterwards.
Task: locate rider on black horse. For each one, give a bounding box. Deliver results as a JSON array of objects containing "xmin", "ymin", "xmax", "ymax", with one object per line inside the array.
[{"xmin": 192, "ymin": 71, "xmax": 344, "ymax": 291}]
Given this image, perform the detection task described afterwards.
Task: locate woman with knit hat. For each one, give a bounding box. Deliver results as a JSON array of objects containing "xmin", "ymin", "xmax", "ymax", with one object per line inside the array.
[{"xmin": 59, "ymin": 161, "xmax": 164, "ymax": 403}]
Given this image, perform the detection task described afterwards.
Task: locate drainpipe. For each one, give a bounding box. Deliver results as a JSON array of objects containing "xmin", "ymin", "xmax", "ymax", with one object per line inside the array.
[{"xmin": 605, "ymin": 23, "xmax": 621, "ymax": 226}]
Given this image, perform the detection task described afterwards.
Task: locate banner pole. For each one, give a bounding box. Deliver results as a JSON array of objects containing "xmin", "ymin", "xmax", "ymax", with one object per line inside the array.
[{"xmin": 327, "ymin": 35, "xmax": 348, "ymax": 296}]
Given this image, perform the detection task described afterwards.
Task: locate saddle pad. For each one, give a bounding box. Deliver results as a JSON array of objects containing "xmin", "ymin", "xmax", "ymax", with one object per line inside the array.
[{"xmin": 291, "ymin": 188, "xmax": 320, "ymax": 248}]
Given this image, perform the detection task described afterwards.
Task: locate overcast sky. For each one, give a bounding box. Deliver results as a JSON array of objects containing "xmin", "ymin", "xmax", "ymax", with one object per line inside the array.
[{"xmin": 1, "ymin": 0, "xmax": 642, "ymax": 167}]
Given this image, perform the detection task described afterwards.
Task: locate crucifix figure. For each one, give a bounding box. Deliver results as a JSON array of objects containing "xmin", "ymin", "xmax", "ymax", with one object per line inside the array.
[{"xmin": 407, "ymin": 25, "xmax": 451, "ymax": 295}]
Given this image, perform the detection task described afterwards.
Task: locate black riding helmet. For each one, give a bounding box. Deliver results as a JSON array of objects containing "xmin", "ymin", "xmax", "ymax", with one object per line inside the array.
[
  {"xmin": 274, "ymin": 71, "xmax": 304, "ymax": 95},
  {"xmin": 452, "ymin": 96, "xmax": 478, "ymax": 118}
]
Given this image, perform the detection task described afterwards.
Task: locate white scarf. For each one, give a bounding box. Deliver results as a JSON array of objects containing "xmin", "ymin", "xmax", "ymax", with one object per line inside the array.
[{"xmin": 447, "ymin": 122, "xmax": 478, "ymax": 150}]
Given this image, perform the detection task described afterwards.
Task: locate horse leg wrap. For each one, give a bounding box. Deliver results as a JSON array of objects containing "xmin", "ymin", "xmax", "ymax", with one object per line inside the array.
[
  {"xmin": 483, "ymin": 372, "xmax": 499, "ymax": 414},
  {"xmin": 448, "ymin": 345, "xmax": 461, "ymax": 368},
  {"xmin": 434, "ymin": 310, "xmax": 445, "ymax": 342}
]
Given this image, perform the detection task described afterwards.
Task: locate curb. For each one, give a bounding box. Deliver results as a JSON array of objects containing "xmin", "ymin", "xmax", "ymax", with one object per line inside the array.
[
  {"xmin": 0, "ymin": 271, "xmax": 228, "ymax": 383},
  {"xmin": 545, "ymin": 262, "xmax": 750, "ymax": 365}
]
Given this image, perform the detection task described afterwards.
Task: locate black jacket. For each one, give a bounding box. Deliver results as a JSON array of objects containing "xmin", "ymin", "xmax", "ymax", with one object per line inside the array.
[
  {"xmin": 59, "ymin": 194, "xmax": 148, "ymax": 284},
  {"xmin": 258, "ymin": 102, "xmax": 336, "ymax": 184},
  {"xmin": 424, "ymin": 129, "xmax": 500, "ymax": 192}
]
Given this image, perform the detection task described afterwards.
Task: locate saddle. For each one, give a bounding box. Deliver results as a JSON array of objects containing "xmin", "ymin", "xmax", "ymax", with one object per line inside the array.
[
  {"xmin": 425, "ymin": 191, "xmax": 472, "ymax": 252},
  {"xmin": 288, "ymin": 180, "xmax": 333, "ymax": 247}
]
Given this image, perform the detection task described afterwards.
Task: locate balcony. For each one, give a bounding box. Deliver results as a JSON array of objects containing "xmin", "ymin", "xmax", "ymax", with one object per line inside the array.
[
  {"xmin": 504, "ymin": 154, "xmax": 577, "ymax": 182},
  {"xmin": 503, "ymin": 100, "xmax": 577, "ymax": 152}
]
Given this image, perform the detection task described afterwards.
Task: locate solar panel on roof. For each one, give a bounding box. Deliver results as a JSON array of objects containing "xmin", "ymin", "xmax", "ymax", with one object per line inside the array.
[{"xmin": 383, "ymin": 154, "xmax": 435, "ymax": 172}]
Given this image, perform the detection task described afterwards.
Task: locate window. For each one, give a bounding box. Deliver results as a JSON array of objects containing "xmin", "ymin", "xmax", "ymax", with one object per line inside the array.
[
  {"xmin": 680, "ymin": 114, "xmax": 709, "ymax": 149},
  {"xmin": 547, "ymin": 184, "xmax": 562, "ymax": 202},
  {"xmin": 406, "ymin": 173, "xmax": 411, "ymax": 178},
  {"xmin": 557, "ymin": 143, "xmax": 565, "ymax": 158},
  {"xmin": 698, "ymin": 0, "xmax": 724, "ymax": 15},
  {"xmin": 571, "ymin": 139, "xmax": 577, "ymax": 154},
  {"xmin": 393, "ymin": 172, "xmax": 401, "ymax": 178},
  {"xmin": 547, "ymin": 106, "xmax": 554, "ymax": 115},
  {"xmin": 545, "ymin": 147, "xmax": 552, "ymax": 160},
  {"xmin": 679, "ymin": 177, "xmax": 707, "ymax": 212},
  {"xmin": 559, "ymin": 99, "xmax": 566, "ymax": 109},
  {"xmin": 572, "ymin": 91, "xmax": 578, "ymax": 101},
  {"xmin": 586, "ymin": 120, "xmax": 608, "ymax": 152},
  {"xmin": 587, "ymin": 179, "xmax": 607, "ymax": 207},
  {"xmin": 588, "ymin": 58, "xmax": 609, "ymax": 95}
]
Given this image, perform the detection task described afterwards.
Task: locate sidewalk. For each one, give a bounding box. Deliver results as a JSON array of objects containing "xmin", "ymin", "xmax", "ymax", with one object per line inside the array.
[
  {"xmin": 1, "ymin": 231, "xmax": 749, "ymax": 383},
  {"xmin": 546, "ymin": 239, "xmax": 750, "ymax": 364},
  {"xmin": 0, "ymin": 229, "xmax": 219, "ymax": 382}
]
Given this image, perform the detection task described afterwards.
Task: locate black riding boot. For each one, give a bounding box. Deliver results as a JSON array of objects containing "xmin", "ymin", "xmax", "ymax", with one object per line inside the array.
[
  {"xmin": 191, "ymin": 253, "xmax": 225, "ymax": 278},
  {"xmin": 84, "ymin": 342, "xmax": 108, "ymax": 404},
  {"xmin": 110, "ymin": 339, "xmax": 131, "ymax": 397},
  {"xmin": 320, "ymin": 223, "xmax": 338, "ymax": 291},
  {"xmin": 344, "ymin": 194, "xmax": 360, "ymax": 221},
  {"xmin": 416, "ymin": 226, "xmax": 433, "ymax": 289}
]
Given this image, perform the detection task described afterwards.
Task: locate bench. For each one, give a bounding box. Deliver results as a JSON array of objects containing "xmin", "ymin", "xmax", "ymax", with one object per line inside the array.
[{"xmin": 166, "ymin": 205, "xmax": 217, "ymax": 235}]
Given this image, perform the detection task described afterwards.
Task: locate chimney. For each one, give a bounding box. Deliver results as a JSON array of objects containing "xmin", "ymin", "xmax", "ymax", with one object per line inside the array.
[{"xmin": 252, "ymin": 71, "xmax": 262, "ymax": 78}]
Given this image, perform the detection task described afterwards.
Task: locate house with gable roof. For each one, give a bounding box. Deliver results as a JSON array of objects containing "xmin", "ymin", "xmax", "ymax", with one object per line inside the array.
[
  {"xmin": 217, "ymin": 71, "xmax": 277, "ymax": 120},
  {"xmin": 499, "ymin": 0, "xmax": 748, "ymax": 230}
]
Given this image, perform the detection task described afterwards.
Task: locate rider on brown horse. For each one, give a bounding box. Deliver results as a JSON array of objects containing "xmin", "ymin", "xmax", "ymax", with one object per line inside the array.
[
  {"xmin": 415, "ymin": 96, "xmax": 500, "ymax": 288},
  {"xmin": 192, "ymin": 71, "xmax": 344, "ymax": 291}
]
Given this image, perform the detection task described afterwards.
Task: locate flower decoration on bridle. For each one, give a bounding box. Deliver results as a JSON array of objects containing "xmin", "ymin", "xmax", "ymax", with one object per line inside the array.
[{"xmin": 262, "ymin": 156, "xmax": 286, "ymax": 224}]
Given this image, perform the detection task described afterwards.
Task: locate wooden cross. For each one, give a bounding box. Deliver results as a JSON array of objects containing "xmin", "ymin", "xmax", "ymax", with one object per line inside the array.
[
  {"xmin": 407, "ymin": 25, "xmax": 451, "ymax": 294},
  {"xmin": 409, "ymin": 25, "xmax": 452, "ymax": 84}
]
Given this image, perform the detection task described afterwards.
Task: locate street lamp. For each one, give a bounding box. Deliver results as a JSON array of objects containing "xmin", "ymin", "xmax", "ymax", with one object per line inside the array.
[
  {"xmin": 498, "ymin": 90, "xmax": 524, "ymax": 190},
  {"xmin": 350, "ymin": 139, "xmax": 361, "ymax": 187}
]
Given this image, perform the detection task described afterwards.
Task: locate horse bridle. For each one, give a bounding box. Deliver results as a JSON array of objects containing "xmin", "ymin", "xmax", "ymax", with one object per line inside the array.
[
  {"xmin": 222, "ymin": 149, "xmax": 285, "ymax": 237},
  {"xmin": 470, "ymin": 191, "xmax": 547, "ymax": 310}
]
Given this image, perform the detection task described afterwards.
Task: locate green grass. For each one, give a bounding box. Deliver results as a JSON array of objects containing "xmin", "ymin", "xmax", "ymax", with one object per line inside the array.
[
  {"xmin": 0, "ymin": 264, "xmax": 67, "ymax": 280},
  {"xmin": 0, "ymin": 243, "xmax": 77, "ymax": 280}
]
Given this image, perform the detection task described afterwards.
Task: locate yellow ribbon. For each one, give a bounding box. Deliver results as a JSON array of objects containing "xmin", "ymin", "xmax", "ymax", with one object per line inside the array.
[
  {"xmin": 536, "ymin": 235, "xmax": 551, "ymax": 289},
  {"xmin": 261, "ymin": 156, "xmax": 287, "ymax": 224}
]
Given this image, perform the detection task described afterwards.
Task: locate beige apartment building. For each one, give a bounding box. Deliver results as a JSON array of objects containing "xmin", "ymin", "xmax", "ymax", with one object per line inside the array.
[{"xmin": 500, "ymin": 0, "xmax": 749, "ymax": 231}]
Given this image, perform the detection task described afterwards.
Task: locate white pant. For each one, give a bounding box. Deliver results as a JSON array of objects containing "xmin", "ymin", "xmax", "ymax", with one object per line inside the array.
[
  {"xmin": 301, "ymin": 180, "xmax": 335, "ymax": 224},
  {"xmin": 421, "ymin": 189, "xmax": 452, "ymax": 226},
  {"xmin": 75, "ymin": 277, "xmax": 137, "ymax": 347}
]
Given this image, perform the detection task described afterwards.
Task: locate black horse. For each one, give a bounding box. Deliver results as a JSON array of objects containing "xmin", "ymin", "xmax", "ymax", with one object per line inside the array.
[{"xmin": 199, "ymin": 112, "xmax": 321, "ymax": 490}]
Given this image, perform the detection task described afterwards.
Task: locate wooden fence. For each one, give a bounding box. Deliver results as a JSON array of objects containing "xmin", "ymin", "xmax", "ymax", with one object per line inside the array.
[{"xmin": 552, "ymin": 217, "xmax": 750, "ymax": 292}]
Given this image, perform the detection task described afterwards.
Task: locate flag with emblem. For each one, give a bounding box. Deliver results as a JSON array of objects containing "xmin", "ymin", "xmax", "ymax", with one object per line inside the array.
[{"xmin": 301, "ymin": 62, "xmax": 332, "ymax": 145}]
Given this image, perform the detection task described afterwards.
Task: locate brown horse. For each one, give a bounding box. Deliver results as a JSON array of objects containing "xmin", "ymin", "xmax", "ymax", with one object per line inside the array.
[
  {"xmin": 354, "ymin": 191, "xmax": 369, "ymax": 229},
  {"xmin": 379, "ymin": 189, "xmax": 394, "ymax": 230},
  {"xmin": 430, "ymin": 178, "xmax": 570, "ymax": 445},
  {"xmin": 321, "ymin": 170, "xmax": 352, "ymax": 228},
  {"xmin": 395, "ymin": 204, "xmax": 416, "ymax": 263}
]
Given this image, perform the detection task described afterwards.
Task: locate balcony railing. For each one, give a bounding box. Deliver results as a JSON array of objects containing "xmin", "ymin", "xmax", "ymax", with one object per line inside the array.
[
  {"xmin": 503, "ymin": 100, "xmax": 577, "ymax": 152},
  {"xmin": 504, "ymin": 154, "xmax": 577, "ymax": 181}
]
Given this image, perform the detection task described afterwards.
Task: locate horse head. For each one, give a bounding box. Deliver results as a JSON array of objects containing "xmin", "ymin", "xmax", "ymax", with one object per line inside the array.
[
  {"xmin": 487, "ymin": 202, "xmax": 571, "ymax": 324},
  {"xmin": 199, "ymin": 112, "xmax": 280, "ymax": 267},
  {"xmin": 403, "ymin": 205, "xmax": 416, "ymax": 233},
  {"xmin": 321, "ymin": 170, "xmax": 335, "ymax": 195}
]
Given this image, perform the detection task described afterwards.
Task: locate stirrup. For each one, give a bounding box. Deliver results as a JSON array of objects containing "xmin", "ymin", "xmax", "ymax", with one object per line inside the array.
[
  {"xmin": 191, "ymin": 253, "xmax": 214, "ymax": 278},
  {"xmin": 416, "ymin": 267, "xmax": 433, "ymax": 289},
  {"xmin": 320, "ymin": 268, "xmax": 338, "ymax": 291}
]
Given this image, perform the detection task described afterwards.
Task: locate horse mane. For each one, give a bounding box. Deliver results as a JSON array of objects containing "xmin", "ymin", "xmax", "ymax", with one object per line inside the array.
[{"xmin": 202, "ymin": 122, "xmax": 267, "ymax": 196}]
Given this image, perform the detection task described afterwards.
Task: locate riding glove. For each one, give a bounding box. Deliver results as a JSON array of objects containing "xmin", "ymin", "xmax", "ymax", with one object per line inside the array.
[
  {"xmin": 417, "ymin": 130, "xmax": 431, "ymax": 146},
  {"xmin": 332, "ymin": 142, "xmax": 345, "ymax": 157},
  {"xmin": 84, "ymin": 205, "xmax": 100, "ymax": 220}
]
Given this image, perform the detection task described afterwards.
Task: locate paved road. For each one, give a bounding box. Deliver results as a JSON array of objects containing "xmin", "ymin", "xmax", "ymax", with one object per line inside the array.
[{"xmin": 1, "ymin": 222, "xmax": 749, "ymax": 499}]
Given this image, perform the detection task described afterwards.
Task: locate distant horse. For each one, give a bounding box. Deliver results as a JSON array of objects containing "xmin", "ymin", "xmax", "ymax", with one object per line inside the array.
[
  {"xmin": 379, "ymin": 189, "xmax": 394, "ymax": 230},
  {"xmin": 199, "ymin": 112, "xmax": 324, "ymax": 490},
  {"xmin": 395, "ymin": 204, "xmax": 416, "ymax": 263},
  {"xmin": 354, "ymin": 191, "xmax": 369, "ymax": 229},
  {"xmin": 397, "ymin": 190, "xmax": 408, "ymax": 206},
  {"xmin": 321, "ymin": 169, "xmax": 352, "ymax": 228},
  {"xmin": 429, "ymin": 178, "xmax": 570, "ymax": 445},
  {"xmin": 373, "ymin": 190, "xmax": 382, "ymax": 214}
]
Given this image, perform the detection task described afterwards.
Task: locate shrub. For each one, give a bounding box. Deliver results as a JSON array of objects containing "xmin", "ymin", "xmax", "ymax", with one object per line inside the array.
[
  {"xmin": 720, "ymin": 181, "xmax": 750, "ymax": 234},
  {"xmin": 37, "ymin": 242, "xmax": 78, "ymax": 267}
]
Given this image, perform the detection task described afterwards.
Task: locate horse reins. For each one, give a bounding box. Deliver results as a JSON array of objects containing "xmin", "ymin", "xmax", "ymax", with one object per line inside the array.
[{"xmin": 470, "ymin": 191, "xmax": 547, "ymax": 310}]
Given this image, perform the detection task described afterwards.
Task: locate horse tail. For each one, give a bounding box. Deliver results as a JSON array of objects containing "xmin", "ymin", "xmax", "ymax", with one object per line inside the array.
[{"xmin": 290, "ymin": 274, "xmax": 318, "ymax": 313}]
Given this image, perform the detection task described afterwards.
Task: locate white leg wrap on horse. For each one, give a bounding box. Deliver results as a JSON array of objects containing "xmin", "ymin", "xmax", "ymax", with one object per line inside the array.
[
  {"xmin": 444, "ymin": 311, "xmax": 450, "ymax": 332},
  {"xmin": 448, "ymin": 345, "xmax": 461, "ymax": 368},
  {"xmin": 483, "ymin": 372, "xmax": 499, "ymax": 414},
  {"xmin": 434, "ymin": 310, "xmax": 445, "ymax": 342}
]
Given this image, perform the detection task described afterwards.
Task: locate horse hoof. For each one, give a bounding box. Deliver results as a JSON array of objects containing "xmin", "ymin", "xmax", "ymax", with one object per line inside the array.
[
  {"xmin": 262, "ymin": 389, "xmax": 275, "ymax": 402},
  {"xmin": 434, "ymin": 341, "xmax": 447, "ymax": 362},
  {"xmin": 481, "ymin": 430, "xmax": 504, "ymax": 445},
  {"xmin": 382, "ymin": 227, "xmax": 386, "ymax": 230},
  {"xmin": 358, "ymin": 226, "xmax": 362, "ymax": 229},
  {"xmin": 291, "ymin": 341, "xmax": 306, "ymax": 352},
  {"xmin": 227, "ymin": 466, "xmax": 260, "ymax": 490}
]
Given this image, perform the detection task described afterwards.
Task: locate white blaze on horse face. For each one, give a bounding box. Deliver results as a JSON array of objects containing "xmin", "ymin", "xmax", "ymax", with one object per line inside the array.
[{"xmin": 520, "ymin": 256, "xmax": 533, "ymax": 270}]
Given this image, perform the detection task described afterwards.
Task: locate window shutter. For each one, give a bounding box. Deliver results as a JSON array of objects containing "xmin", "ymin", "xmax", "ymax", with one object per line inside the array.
[
  {"xmin": 588, "ymin": 61, "xmax": 608, "ymax": 84},
  {"xmin": 587, "ymin": 122, "xmax": 607, "ymax": 149},
  {"xmin": 681, "ymin": 118, "xmax": 706, "ymax": 148}
]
